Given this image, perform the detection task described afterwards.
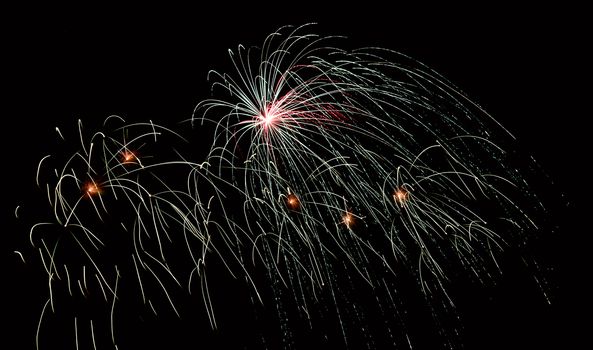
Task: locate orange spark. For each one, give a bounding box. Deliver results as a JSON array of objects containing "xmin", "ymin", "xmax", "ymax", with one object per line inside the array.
[
  {"xmin": 393, "ymin": 187, "xmax": 409, "ymax": 207},
  {"xmin": 83, "ymin": 182, "xmax": 102, "ymax": 197},
  {"xmin": 342, "ymin": 212, "xmax": 355, "ymax": 228},
  {"xmin": 121, "ymin": 150, "xmax": 137, "ymax": 164},
  {"xmin": 286, "ymin": 193, "xmax": 300, "ymax": 210}
]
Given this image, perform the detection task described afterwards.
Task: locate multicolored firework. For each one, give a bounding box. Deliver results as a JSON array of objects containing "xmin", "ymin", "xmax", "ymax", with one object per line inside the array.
[{"xmin": 22, "ymin": 24, "xmax": 551, "ymax": 349}]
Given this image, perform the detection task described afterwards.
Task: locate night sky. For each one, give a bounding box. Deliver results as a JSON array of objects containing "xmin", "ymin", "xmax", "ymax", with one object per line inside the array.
[{"xmin": 4, "ymin": 5, "xmax": 585, "ymax": 349}]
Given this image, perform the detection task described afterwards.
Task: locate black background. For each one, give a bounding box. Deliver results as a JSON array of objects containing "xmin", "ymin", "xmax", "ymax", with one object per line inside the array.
[{"xmin": 3, "ymin": 4, "xmax": 586, "ymax": 349}]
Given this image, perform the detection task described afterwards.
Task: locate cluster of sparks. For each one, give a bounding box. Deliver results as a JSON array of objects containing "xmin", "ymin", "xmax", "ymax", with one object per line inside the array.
[{"xmin": 22, "ymin": 25, "xmax": 549, "ymax": 349}]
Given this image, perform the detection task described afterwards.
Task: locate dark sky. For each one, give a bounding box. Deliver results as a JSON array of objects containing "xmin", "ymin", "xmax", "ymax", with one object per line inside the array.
[{"xmin": 4, "ymin": 4, "xmax": 586, "ymax": 349}]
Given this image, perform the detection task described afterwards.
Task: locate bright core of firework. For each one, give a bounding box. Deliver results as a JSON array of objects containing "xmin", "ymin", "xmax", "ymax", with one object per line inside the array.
[
  {"xmin": 256, "ymin": 101, "xmax": 286, "ymax": 131},
  {"xmin": 257, "ymin": 111, "xmax": 279, "ymax": 130},
  {"xmin": 261, "ymin": 111, "xmax": 277, "ymax": 128}
]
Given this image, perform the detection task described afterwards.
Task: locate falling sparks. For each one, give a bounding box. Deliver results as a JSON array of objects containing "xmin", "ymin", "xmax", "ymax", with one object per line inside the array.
[{"xmin": 22, "ymin": 25, "xmax": 553, "ymax": 350}]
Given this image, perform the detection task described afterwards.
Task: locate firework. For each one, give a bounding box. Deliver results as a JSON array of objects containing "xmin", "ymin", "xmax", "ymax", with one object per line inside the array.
[
  {"xmin": 195, "ymin": 24, "xmax": 549, "ymax": 345},
  {"xmin": 22, "ymin": 24, "xmax": 551, "ymax": 349}
]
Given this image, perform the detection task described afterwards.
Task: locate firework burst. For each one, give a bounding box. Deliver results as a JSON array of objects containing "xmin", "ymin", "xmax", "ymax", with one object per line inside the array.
[{"xmin": 22, "ymin": 24, "xmax": 551, "ymax": 349}]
